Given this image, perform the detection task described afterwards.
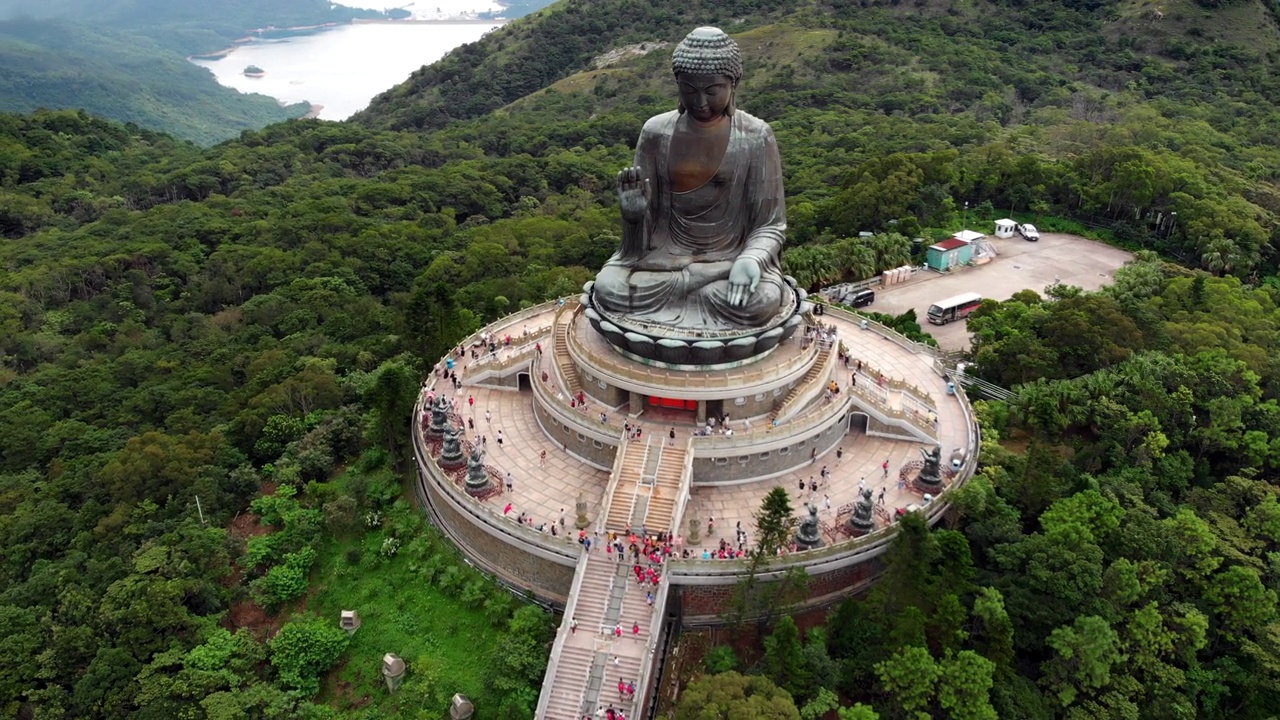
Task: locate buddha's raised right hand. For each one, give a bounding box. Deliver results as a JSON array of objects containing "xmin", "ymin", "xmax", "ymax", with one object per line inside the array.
[{"xmin": 618, "ymin": 166, "xmax": 649, "ymax": 224}]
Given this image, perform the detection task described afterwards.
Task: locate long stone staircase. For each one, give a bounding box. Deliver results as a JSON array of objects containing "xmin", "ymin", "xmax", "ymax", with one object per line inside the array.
[
  {"xmin": 540, "ymin": 550, "xmax": 649, "ymax": 719},
  {"xmin": 537, "ymin": 433, "xmax": 689, "ymax": 719}
]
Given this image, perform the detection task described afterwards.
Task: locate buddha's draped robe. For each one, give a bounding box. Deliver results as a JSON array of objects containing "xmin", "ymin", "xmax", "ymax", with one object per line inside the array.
[{"xmin": 592, "ymin": 109, "xmax": 788, "ymax": 332}]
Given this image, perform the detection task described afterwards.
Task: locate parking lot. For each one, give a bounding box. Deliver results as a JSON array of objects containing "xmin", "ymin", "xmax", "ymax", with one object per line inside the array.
[{"xmin": 857, "ymin": 232, "xmax": 1134, "ymax": 350}]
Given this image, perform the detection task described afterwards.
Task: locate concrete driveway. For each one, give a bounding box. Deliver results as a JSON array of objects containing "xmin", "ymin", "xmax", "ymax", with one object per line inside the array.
[{"xmin": 858, "ymin": 232, "xmax": 1134, "ymax": 350}]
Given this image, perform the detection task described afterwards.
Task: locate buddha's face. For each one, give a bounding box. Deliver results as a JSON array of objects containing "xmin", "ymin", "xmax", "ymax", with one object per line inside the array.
[{"xmin": 676, "ymin": 73, "xmax": 734, "ymax": 122}]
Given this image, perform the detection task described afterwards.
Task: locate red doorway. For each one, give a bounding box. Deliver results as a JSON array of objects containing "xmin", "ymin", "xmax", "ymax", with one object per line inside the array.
[{"xmin": 647, "ymin": 396, "xmax": 697, "ymax": 411}]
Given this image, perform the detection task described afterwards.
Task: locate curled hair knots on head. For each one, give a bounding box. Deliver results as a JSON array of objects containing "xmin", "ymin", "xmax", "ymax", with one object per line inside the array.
[{"xmin": 671, "ymin": 27, "xmax": 743, "ymax": 83}]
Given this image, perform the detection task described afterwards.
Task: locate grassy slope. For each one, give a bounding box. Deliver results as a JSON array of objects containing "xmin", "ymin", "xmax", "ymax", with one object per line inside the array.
[
  {"xmin": 356, "ymin": 0, "xmax": 1280, "ymax": 146},
  {"xmin": 306, "ymin": 532, "xmax": 497, "ymax": 714}
]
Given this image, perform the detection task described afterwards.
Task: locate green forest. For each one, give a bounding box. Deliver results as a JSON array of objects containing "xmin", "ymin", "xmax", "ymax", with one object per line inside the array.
[{"xmin": 2, "ymin": 0, "xmax": 1280, "ymax": 716}]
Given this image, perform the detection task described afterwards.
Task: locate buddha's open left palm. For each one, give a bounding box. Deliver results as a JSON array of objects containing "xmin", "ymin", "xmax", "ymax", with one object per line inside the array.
[{"xmin": 727, "ymin": 257, "xmax": 761, "ymax": 307}]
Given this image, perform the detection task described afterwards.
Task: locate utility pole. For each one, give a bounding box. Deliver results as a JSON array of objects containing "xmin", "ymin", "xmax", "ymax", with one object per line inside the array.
[{"xmin": 195, "ymin": 495, "xmax": 205, "ymax": 526}]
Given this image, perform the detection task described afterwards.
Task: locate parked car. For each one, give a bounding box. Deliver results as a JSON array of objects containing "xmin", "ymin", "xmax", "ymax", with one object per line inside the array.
[
  {"xmin": 842, "ymin": 289, "xmax": 875, "ymax": 308},
  {"xmin": 1017, "ymin": 223, "xmax": 1040, "ymax": 241}
]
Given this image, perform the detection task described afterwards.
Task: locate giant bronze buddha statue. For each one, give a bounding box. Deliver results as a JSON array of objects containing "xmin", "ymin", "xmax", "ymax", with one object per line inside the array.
[{"xmin": 583, "ymin": 27, "xmax": 805, "ymax": 366}]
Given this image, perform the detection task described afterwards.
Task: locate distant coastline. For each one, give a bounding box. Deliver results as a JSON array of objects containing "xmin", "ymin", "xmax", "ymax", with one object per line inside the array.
[{"xmin": 187, "ymin": 18, "xmax": 507, "ymax": 62}]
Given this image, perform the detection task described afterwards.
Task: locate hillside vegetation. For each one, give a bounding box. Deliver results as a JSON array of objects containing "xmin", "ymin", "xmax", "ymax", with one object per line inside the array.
[{"xmin": 2, "ymin": 0, "xmax": 1280, "ymax": 717}]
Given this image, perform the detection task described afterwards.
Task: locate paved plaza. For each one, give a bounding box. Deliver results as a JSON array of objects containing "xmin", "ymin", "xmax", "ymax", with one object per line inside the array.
[
  {"xmin": 447, "ymin": 302, "xmax": 967, "ymax": 554},
  {"xmin": 865, "ymin": 232, "xmax": 1133, "ymax": 349}
]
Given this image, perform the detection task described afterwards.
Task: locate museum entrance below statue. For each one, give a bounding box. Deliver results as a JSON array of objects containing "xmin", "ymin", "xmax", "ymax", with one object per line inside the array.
[{"xmin": 645, "ymin": 396, "xmax": 698, "ymax": 423}]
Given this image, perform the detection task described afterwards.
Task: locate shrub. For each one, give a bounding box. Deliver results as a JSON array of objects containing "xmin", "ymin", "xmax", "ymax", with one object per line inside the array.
[
  {"xmin": 705, "ymin": 645, "xmax": 740, "ymax": 673},
  {"xmin": 252, "ymin": 546, "xmax": 317, "ymax": 607},
  {"xmin": 460, "ymin": 580, "xmax": 488, "ymax": 609},
  {"xmin": 437, "ymin": 564, "xmax": 467, "ymax": 596},
  {"xmin": 270, "ymin": 615, "xmax": 350, "ymax": 696}
]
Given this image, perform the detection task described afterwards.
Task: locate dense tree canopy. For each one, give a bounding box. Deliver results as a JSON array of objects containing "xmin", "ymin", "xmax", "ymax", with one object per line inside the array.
[{"xmin": 3, "ymin": 0, "xmax": 1280, "ymax": 716}]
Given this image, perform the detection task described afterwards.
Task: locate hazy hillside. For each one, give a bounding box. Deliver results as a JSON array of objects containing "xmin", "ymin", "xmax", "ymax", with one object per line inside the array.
[
  {"xmin": 0, "ymin": 0, "xmax": 393, "ymax": 54},
  {"xmin": 0, "ymin": 0, "xmax": 398, "ymax": 144}
]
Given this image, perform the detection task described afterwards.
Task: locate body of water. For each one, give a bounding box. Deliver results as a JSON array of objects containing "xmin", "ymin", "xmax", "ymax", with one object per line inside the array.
[
  {"xmin": 338, "ymin": 0, "xmax": 505, "ymax": 20},
  {"xmin": 190, "ymin": 20, "xmax": 501, "ymax": 120}
]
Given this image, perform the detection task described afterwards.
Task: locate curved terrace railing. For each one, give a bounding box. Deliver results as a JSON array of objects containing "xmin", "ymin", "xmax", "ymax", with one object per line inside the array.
[
  {"xmin": 455, "ymin": 298, "xmax": 563, "ymax": 352},
  {"xmin": 412, "ymin": 388, "xmax": 581, "ymax": 562},
  {"xmin": 689, "ymin": 392, "xmax": 856, "ymax": 455},
  {"xmin": 468, "ymin": 331, "xmax": 551, "ymax": 374},
  {"xmin": 819, "ymin": 303, "xmax": 941, "ymax": 358},
  {"xmin": 532, "ymin": 363, "xmax": 621, "ymax": 445}
]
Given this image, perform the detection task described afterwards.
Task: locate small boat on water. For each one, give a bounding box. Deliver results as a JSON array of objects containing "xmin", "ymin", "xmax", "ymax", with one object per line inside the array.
[{"xmin": 243, "ymin": 65, "xmax": 266, "ymax": 78}]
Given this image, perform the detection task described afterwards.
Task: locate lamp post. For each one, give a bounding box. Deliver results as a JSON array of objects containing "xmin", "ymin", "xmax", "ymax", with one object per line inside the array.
[{"xmin": 1167, "ymin": 211, "xmax": 1177, "ymax": 240}]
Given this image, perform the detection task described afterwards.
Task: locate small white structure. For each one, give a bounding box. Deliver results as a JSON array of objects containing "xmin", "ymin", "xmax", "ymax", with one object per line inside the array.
[
  {"xmin": 451, "ymin": 694, "xmax": 476, "ymax": 720},
  {"xmin": 383, "ymin": 653, "xmax": 406, "ymax": 693},
  {"xmin": 340, "ymin": 610, "xmax": 361, "ymax": 635},
  {"xmin": 954, "ymin": 229, "xmax": 986, "ymax": 244},
  {"xmin": 994, "ymin": 219, "xmax": 1017, "ymax": 238}
]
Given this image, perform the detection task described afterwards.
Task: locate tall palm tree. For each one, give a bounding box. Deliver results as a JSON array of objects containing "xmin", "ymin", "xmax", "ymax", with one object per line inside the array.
[
  {"xmin": 870, "ymin": 232, "xmax": 913, "ymax": 271},
  {"xmin": 840, "ymin": 242, "xmax": 877, "ymax": 282},
  {"xmin": 1200, "ymin": 236, "xmax": 1237, "ymax": 276}
]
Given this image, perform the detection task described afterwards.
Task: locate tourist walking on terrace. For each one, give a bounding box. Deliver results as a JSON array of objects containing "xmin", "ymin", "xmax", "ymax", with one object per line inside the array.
[
  {"xmin": 540, "ymin": 449, "xmax": 547, "ymax": 466},
  {"xmin": 882, "ymin": 458, "xmax": 889, "ymax": 477},
  {"xmin": 505, "ymin": 472, "xmax": 513, "ymax": 492},
  {"xmin": 668, "ymin": 427, "xmax": 675, "ymax": 446}
]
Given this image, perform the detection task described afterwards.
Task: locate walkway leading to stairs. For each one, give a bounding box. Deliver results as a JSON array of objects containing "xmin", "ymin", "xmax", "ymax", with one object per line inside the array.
[{"xmin": 537, "ymin": 436, "xmax": 689, "ymax": 719}]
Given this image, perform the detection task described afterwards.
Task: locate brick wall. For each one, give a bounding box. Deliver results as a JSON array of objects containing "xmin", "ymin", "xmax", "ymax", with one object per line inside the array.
[{"xmin": 674, "ymin": 555, "xmax": 885, "ymax": 622}]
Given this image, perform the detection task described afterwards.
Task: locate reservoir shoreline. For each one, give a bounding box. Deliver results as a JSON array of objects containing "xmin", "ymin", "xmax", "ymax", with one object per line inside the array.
[
  {"xmin": 190, "ymin": 20, "xmax": 503, "ymax": 121},
  {"xmin": 187, "ymin": 18, "xmax": 506, "ymax": 61}
]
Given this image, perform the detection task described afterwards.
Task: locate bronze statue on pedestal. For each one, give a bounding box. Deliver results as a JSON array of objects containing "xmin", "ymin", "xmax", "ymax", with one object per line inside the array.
[{"xmin": 583, "ymin": 27, "xmax": 806, "ymax": 365}]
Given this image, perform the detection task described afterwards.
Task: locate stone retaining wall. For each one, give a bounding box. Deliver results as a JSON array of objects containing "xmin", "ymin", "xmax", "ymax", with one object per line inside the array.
[
  {"xmin": 674, "ymin": 556, "xmax": 884, "ymax": 622},
  {"xmin": 418, "ymin": 465, "xmax": 577, "ymax": 607},
  {"xmin": 532, "ymin": 397, "xmax": 619, "ymax": 470}
]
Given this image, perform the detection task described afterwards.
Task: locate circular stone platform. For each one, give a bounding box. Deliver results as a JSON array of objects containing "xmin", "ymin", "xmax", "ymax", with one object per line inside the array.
[{"xmin": 411, "ymin": 297, "xmax": 979, "ymax": 618}]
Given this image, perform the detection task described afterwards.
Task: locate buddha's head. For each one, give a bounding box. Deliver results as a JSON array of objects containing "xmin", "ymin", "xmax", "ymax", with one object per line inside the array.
[{"xmin": 671, "ymin": 27, "xmax": 742, "ymax": 121}]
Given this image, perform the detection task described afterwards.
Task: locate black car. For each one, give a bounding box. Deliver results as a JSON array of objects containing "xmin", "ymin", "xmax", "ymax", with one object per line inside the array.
[{"xmin": 843, "ymin": 289, "xmax": 875, "ymax": 308}]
